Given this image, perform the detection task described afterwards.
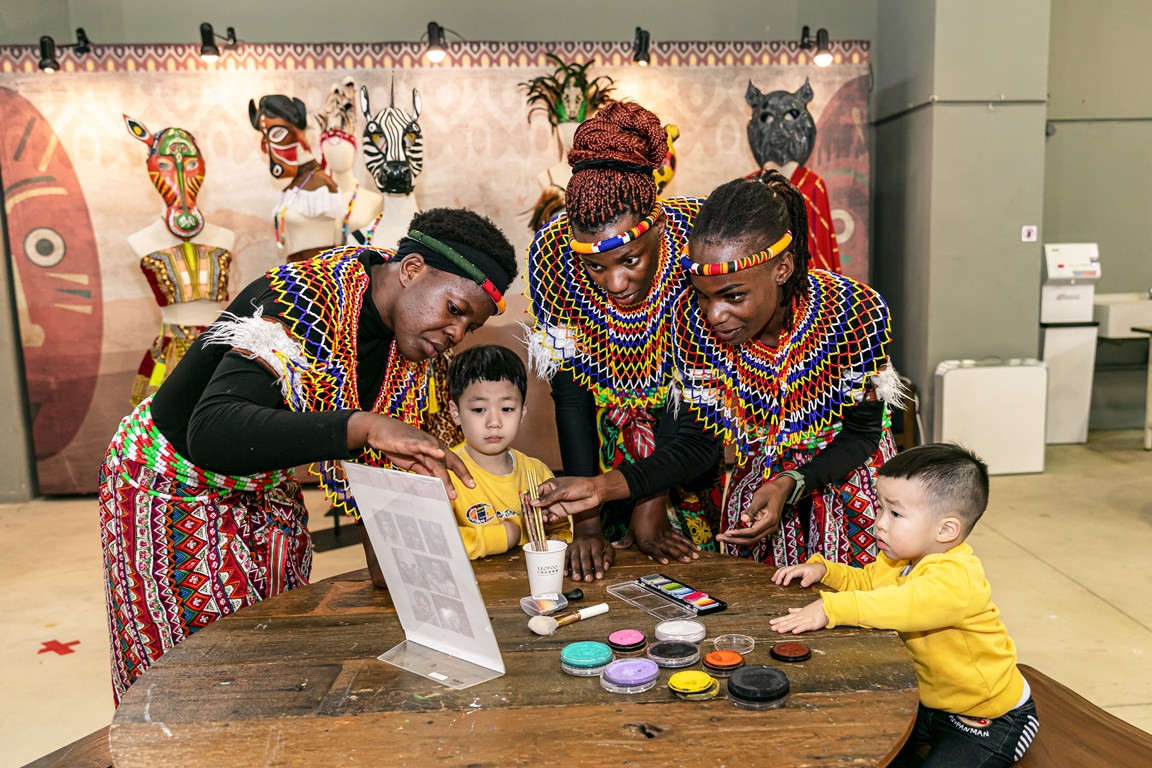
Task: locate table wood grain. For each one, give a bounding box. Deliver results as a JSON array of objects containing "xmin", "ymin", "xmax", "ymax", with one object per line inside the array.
[{"xmin": 110, "ymin": 549, "xmax": 918, "ymax": 767}]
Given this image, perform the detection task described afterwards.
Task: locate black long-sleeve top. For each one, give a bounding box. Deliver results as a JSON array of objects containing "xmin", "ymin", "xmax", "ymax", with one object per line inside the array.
[
  {"xmin": 548, "ymin": 368, "xmax": 721, "ymax": 501},
  {"xmin": 151, "ymin": 251, "xmax": 391, "ymax": 476}
]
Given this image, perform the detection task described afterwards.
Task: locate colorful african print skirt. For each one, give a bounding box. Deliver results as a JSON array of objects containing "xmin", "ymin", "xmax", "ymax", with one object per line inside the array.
[
  {"xmin": 722, "ymin": 428, "xmax": 897, "ymax": 567},
  {"xmin": 596, "ymin": 405, "xmax": 724, "ymax": 550},
  {"xmin": 99, "ymin": 399, "xmax": 311, "ymax": 704}
]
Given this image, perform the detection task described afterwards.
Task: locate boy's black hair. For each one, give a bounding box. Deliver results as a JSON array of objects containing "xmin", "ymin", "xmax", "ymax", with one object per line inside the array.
[
  {"xmin": 447, "ymin": 345, "xmax": 527, "ymax": 403},
  {"xmin": 878, "ymin": 443, "xmax": 990, "ymax": 534}
]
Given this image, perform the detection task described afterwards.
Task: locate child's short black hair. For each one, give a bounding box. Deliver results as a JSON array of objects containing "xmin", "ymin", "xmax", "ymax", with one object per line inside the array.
[
  {"xmin": 447, "ymin": 345, "xmax": 527, "ymax": 403},
  {"xmin": 878, "ymin": 443, "xmax": 990, "ymax": 534}
]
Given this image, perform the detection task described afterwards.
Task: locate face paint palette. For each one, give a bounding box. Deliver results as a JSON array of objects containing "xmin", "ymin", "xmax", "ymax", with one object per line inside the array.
[
  {"xmin": 702, "ymin": 649, "xmax": 746, "ymax": 677},
  {"xmin": 560, "ymin": 641, "xmax": 614, "ymax": 677},
  {"xmin": 606, "ymin": 573, "xmax": 727, "ymax": 619},
  {"xmin": 607, "ymin": 629, "xmax": 648, "ymax": 655},
  {"xmin": 646, "ymin": 640, "xmax": 701, "ymax": 669},
  {"xmin": 668, "ymin": 670, "xmax": 721, "ymax": 701},
  {"xmin": 600, "ymin": 658, "xmax": 660, "ymax": 694},
  {"xmin": 726, "ymin": 666, "xmax": 790, "ymax": 711}
]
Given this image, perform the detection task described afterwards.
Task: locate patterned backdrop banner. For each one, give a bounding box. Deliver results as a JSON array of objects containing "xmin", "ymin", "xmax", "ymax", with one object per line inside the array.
[{"xmin": 0, "ymin": 40, "xmax": 870, "ymax": 493}]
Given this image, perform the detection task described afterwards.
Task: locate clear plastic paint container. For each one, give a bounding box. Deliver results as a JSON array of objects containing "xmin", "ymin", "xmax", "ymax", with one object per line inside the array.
[
  {"xmin": 713, "ymin": 633, "xmax": 756, "ymax": 655},
  {"xmin": 600, "ymin": 658, "xmax": 660, "ymax": 694},
  {"xmin": 726, "ymin": 665, "xmax": 790, "ymax": 710},
  {"xmin": 646, "ymin": 640, "xmax": 701, "ymax": 669},
  {"xmin": 654, "ymin": 618, "xmax": 707, "ymax": 644},
  {"xmin": 560, "ymin": 641, "xmax": 614, "ymax": 677}
]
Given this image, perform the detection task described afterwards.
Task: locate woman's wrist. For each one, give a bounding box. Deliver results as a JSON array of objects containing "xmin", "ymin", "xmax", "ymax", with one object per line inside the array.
[
  {"xmin": 776, "ymin": 470, "xmax": 806, "ymax": 504},
  {"xmin": 592, "ymin": 470, "xmax": 630, "ymax": 503}
]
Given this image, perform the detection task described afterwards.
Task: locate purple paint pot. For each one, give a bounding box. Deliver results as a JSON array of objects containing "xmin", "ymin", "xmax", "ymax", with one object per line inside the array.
[{"xmin": 600, "ymin": 658, "xmax": 661, "ymax": 694}]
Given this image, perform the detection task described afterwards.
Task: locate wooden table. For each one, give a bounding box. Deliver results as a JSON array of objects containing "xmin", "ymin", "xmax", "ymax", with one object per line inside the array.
[
  {"xmin": 110, "ymin": 550, "xmax": 918, "ymax": 767},
  {"xmin": 1134, "ymin": 326, "xmax": 1152, "ymax": 450}
]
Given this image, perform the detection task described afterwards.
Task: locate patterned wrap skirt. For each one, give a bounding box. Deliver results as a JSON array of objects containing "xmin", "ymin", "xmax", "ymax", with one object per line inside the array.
[
  {"xmin": 722, "ymin": 427, "xmax": 897, "ymax": 567},
  {"xmin": 596, "ymin": 405, "xmax": 725, "ymax": 550},
  {"xmin": 99, "ymin": 399, "xmax": 311, "ymax": 704}
]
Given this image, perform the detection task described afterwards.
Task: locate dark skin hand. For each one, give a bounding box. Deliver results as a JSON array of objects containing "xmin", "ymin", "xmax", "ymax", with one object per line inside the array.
[
  {"xmin": 632, "ymin": 492, "xmax": 701, "ymax": 565},
  {"xmin": 347, "ymin": 411, "xmax": 473, "ymax": 499},
  {"xmin": 566, "ymin": 511, "xmax": 615, "ymax": 582},
  {"xmin": 714, "ymin": 475, "xmax": 796, "ymax": 546}
]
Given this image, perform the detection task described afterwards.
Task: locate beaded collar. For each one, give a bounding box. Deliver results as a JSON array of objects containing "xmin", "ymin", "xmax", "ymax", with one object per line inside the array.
[
  {"xmin": 672, "ymin": 270, "xmax": 891, "ymax": 459},
  {"xmin": 528, "ymin": 197, "xmax": 702, "ymax": 409},
  {"xmin": 268, "ymin": 246, "xmax": 429, "ymax": 515}
]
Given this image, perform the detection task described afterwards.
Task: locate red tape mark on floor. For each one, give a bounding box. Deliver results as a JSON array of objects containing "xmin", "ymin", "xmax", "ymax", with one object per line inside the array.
[{"xmin": 38, "ymin": 640, "xmax": 80, "ymax": 655}]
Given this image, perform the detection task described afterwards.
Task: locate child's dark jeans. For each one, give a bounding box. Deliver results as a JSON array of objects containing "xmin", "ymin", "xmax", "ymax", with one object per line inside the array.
[{"xmin": 893, "ymin": 697, "xmax": 1039, "ymax": 767}]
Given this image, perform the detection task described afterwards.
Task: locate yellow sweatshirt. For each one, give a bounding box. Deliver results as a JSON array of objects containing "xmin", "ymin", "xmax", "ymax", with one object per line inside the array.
[
  {"xmin": 811, "ymin": 542, "xmax": 1026, "ymax": 718},
  {"xmin": 448, "ymin": 445, "xmax": 572, "ymax": 559}
]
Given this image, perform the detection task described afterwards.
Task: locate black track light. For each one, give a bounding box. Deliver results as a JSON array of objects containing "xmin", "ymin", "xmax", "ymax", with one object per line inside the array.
[
  {"xmin": 800, "ymin": 25, "xmax": 833, "ymax": 67},
  {"xmin": 38, "ymin": 36, "xmax": 59, "ymax": 73},
  {"xmin": 424, "ymin": 21, "xmax": 448, "ymax": 63},
  {"xmin": 633, "ymin": 27, "xmax": 651, "ymax": 66},
  {"xmin": 199, "ymin": 22, "xmax": 238, "ymax": 62}
]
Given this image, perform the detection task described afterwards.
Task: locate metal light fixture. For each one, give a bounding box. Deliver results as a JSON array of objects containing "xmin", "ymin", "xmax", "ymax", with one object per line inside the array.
[
  {"xmin": 423, "ymin": 21, "xmax": 448, "ymax": 63},
  {"xmin": 199, "ymin": 22, "xmax": 238, "ymax": 62},
  {"xmin": 37, "ymin": 28, "xmax": 92, "ymax": 73},
  {"xmin": 800, "ymin": 25, "xmax": 833, "ymax": 67},
  {"xmin": 632, "ymin": 27, "xmax": 651, "ymax": 66},
  {"xmin": 38, "ymin": 36, "xmax": 59, "ymax": 73}
]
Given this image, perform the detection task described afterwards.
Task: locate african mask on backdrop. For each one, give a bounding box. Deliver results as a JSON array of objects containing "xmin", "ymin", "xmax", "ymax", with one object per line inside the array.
[
  {"xmin": 653, "ymin": 123, "xmax": 680, "ymax": 194},
  {"xmin": 124, "ymin": 116, "xmax": 205, "ymax": 239},
  {"xmin": 359, "ymin": 83, "xmax": 423, "ymax": 195},
  {"xmin": 745, "ymin": 78, "xmax": 817, "ymax": 169},
  {"xmin": 315, "ymin": 77, "xmax": 358, "ymax": 166},
  {"xmin": 519, "ymin": 54, "xmax": 616, "ymax": 127},
  {"xmin": 248, "ymin": 94, "xmax": 311, "ymax": 180}
]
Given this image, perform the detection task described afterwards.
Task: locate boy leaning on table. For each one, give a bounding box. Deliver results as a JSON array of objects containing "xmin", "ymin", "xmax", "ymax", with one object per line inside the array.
[{"xmin": 770, "ymin": 444, "xmax": 1038, "ymax": 768}]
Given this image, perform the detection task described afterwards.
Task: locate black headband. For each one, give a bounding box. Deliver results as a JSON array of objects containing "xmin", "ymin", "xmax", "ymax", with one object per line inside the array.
[
  {"xmin": 396, "ymin": 236, "xmax": 513, "ymax": 295},
  {"xmin": 571, "ymin": 158, "xmax": 654, "ymax": 176}
]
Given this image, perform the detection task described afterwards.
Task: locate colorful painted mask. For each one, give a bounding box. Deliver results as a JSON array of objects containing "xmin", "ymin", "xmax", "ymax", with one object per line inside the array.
[
  {"xmin": 653, "ymin": 123, "xmax": 680, "ymax": 194},
  {"xmin": 520, "ymin": 54, "xmax": 616, "ymax": 127},
  {"xmin": 248, "ymin": 95, "xmax": 311, "ymax": 180},
  {"xmin": 125, "ymin": 116, "xmax": 205, "ymax": 239},
  {"xmin": 359, "ymin": 82, "xmax": 423, "ymax": 195},
  {"xmin": 745, "ymin": 78, "xmax": 817, "ymax": 169}
]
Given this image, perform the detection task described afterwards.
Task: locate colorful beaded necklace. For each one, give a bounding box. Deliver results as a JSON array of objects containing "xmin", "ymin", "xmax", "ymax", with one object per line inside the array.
[
  {"xmin": 673, "ymin": 270, "xmax": 892, "ymax": 464},
  {"xmin": 528, "ymin": 197, "xmax": 701, "ymax": 409}
]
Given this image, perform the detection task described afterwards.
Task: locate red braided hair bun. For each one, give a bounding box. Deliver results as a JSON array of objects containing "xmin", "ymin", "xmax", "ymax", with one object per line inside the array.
[{"xmin": 566, "ymin": 101, "xmax": 666, "ymax": 230}]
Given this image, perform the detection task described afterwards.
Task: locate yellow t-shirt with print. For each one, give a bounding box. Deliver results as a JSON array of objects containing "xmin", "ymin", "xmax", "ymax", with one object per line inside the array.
[{"xmin": 448, "ymin": 444, "xmax": 573, "ymax": 559}]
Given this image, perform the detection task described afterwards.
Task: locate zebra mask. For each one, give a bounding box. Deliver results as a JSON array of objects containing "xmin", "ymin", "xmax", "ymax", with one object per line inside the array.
[{"xmin": 359, "ymin": 83, "xmax": 424, "ymax": 196}]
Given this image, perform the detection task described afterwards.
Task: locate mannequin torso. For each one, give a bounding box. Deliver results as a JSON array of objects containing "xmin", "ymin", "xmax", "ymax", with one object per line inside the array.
[
  {"xmin": 322, "ymin": 137, "xmax": 384, "ymax": 245},
  {"xmin": 365, "ymin": 193, "xmax": 420, "ymax": 249},
  {"xmin": 275, "ymin": 158, "xmax": 341, "ymax": 262}
]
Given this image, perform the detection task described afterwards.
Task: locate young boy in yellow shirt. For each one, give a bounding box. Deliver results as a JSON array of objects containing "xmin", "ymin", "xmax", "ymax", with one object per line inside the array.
[
  {"xmin": 771, "ymin": 444, "xmax": 1038, "ymax": 767},
  {"xmin": 446, "ymin": 345, "xmax": 571, "ymax": 559}
]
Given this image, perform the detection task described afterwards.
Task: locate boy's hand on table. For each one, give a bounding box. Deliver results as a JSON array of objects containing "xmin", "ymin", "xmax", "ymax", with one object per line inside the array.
[
  {"xmin": 769, "ymin": 599, "xmax": 829, "ymax": 634},
  {"xmin": 566, "ymin": 532, "xmax": 615, "ymax": 582},
  {"xmin": 502, "ymin": 519, "xmax": 521, "ymax": 550},
  {"xmin": 772, "ymin": 562, "xmax": 827, "ymax": 588}
]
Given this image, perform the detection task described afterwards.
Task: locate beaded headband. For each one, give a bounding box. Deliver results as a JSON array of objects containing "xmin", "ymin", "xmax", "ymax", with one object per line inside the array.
[
  {"xmin": 406, "ymin": 230, "xmax": 507, "ymax": 315},
  {"xmin": 569, "ymin": 203, "xmax": 662, "ymax": 255},
  {"xmin": 321, "ymin": 128, "xmax": 357, "ymax": 145},
  {"xmin": 679, "ymin": 231, "xmax": 792, "ymax": 276}
]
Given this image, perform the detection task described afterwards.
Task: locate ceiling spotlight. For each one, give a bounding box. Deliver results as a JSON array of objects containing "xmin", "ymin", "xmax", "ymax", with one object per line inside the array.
[
  {"xmin": 38, "ymin": 36, "xmax": 59, "ymax": 73},
  {"xmin": 632, "ymin": 27, "xmax": 651, "ymax": 66},
  {"xmin": 424, "ymin": 21, "xmax": 448, "ymax": 63},
  {"xmin": 199, "ymin": 22, "xmax": 238, "ymax": 62},
  {"xmin": 800, "ymin": 25, "xmax": 833, "ymax": 67}
]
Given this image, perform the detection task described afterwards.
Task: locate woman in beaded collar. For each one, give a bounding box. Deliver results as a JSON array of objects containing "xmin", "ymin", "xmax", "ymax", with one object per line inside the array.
[
  {"xmin": 527, "ymin": 101, "xmax": 724, "ymax": 582},
  {"xmin": 673, "ymin": 172, "xmax": 904, "ymax": 567}
]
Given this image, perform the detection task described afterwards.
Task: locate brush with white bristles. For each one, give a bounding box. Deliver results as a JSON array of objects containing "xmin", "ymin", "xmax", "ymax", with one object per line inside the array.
[{"xmin": 527, "ymin": 603, "xmax": 609, "ymax": 636}]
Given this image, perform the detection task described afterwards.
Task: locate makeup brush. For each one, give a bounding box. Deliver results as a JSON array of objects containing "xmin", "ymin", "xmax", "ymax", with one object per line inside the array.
[{"xmin": 527, "ymin": 603, "xmax": 609, "ymax": 636}]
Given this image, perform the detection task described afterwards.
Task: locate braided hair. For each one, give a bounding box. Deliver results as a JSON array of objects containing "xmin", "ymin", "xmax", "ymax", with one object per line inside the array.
[
  {"xmin": 565, "ymin": 101, "xmax": 667, "ymax": 231},
  {"xmin": 689, "ymin": 170, "xmax": 811, "ymax": 330}
]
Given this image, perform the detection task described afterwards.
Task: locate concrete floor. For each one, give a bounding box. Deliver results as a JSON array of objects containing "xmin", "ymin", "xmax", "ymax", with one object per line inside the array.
[{"xmin": 1, "ymin": 432, "xmax": 1150, "ymax": 766}]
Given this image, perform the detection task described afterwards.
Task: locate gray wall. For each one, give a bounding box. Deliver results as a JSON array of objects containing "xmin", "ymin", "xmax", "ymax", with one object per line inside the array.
[
  {"xmin": 873, "ymin": 0, "xmax": 1050, "ymax": 437},
  {"xmin": 1044, "ymin": 0, "xmax": 1152, "ymax": 429}
]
